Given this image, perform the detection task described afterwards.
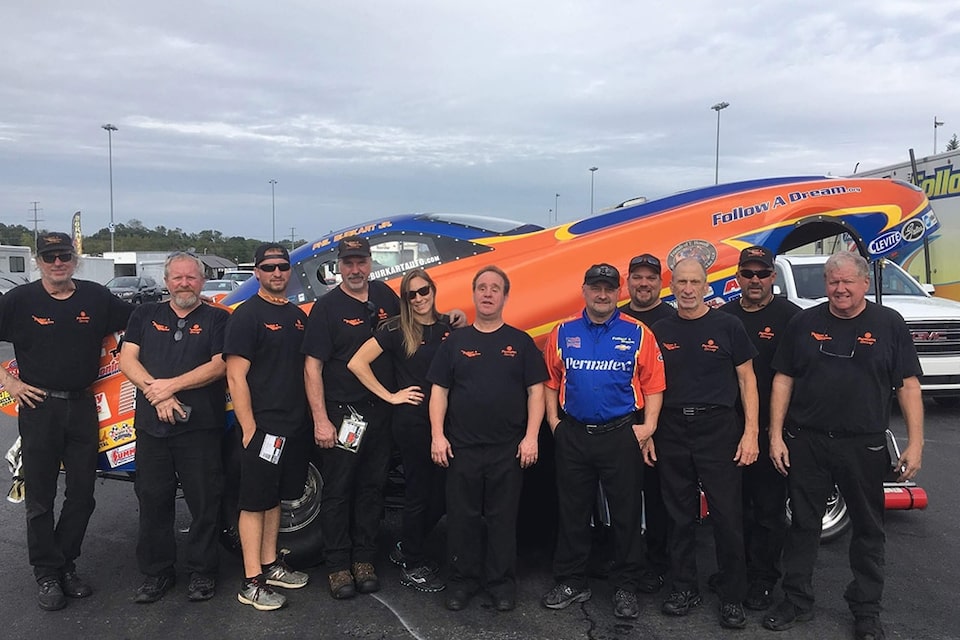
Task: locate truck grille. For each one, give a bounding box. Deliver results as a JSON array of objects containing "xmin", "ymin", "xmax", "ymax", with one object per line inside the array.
[{"xmin": 908, "ymin": 321, "xmax": 960, "ymax": 355}]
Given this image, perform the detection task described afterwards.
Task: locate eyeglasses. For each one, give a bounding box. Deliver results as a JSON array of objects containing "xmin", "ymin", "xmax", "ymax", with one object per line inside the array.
[
  {"xmin": 365, "ymin": 300, "xmax": 380, "ymax": 332},
  {"xmin": 739, "ymin": 268, "xmax": 773, "ymax": 280},
  {"xmin": 258, "ymin": 262, "xmax": 291, "ymax": 273},
  {"xmin": 629, "ymin": 254, "xmax": 661, "ymax": 272},
  {"xmin": 173, "ymin": 318, "xmax": 187, "ymax": 342},
  {"xmin": 40, "ymin": 252, "xmax": 74, "ymax": 264},
  {"xmin": 406, "ymin": 285, "xmax": 432, "ymax": 300},
  {"xmin": 819, "ymin": 340, "xmax": 855, "ymax": 359}
]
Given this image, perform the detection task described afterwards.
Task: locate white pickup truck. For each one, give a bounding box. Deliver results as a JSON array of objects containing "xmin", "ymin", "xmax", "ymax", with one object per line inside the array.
[{"xmin": 774, "ymin": 254, "xmax": 960, "ymax": 407}]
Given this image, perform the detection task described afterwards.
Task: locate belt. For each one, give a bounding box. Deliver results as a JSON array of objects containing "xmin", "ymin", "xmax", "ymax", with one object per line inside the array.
[
  {"xmin": 570, "ymin": 411, "xmax": 637, "ymax": 435},
  {"xmin": 792, "ymin": 425, "xmax": 866, "ymax": 439},
  {"xmin": 40, "ymin": 388, "xmax": 90, "ymax": 400},
  {"xmin": 667, "ymin": 405, "xmax": 727, "ymax": 416}
]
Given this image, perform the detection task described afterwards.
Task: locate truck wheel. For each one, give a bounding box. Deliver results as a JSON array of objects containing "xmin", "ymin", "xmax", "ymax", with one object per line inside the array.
[{"xmin": 786, "ymin": 485, "xmax": 851, "ymax": 543}]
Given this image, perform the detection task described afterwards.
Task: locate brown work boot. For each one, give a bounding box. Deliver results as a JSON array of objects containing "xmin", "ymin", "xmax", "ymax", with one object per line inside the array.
[
  {"xmin": 328, "ymin": 570, "xmax": 356, "ymax": 600},
  {"xmin": 351, "ymin": 562, "xmax": 380, "ymax": 594}
]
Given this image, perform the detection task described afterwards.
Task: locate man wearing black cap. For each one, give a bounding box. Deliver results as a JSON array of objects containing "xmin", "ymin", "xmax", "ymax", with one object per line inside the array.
[
  {"xmin": 541, "ymin": 264, "xmax": 665, "ymax": 619},
  {"xmin": 119, "ymin": 251, "xmax": 229, "ymax": 604},
  {"xmin": 720, "ymin": 246, "xmax": 800, "ymax": 611},
  {"xmin": 224, "ymin": 243, "xmax": 310, "ymax": 611},
  {"xmin": 0, "ymin": 232, "xmax": 132, "ymax": 610},
  {"xmin": 647, "ymin": 257, "xmax": 759, "ymax": 629},
  {"xmin": 618, "ymin": 253, "xmax": 675, "ymax": 594},
  {"xmin": 303, "ymin": 234, "xmax": 401, "ymax": 600}
]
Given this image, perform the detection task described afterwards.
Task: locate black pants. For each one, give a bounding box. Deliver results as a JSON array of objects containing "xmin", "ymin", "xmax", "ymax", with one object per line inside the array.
[
  {"xmin": 657, "ymin": 407, "xmax": 747, "ymax": 602},
  {"xmin": 742, "ymin": 427, "xmax": 787, "ymax": 587},
  {"xmin": 552, "ymin": 418, "xmax": 642, "ymax": 591},
  {"xmin": 446, "ymin": 442, "xmax": 522, "ymax": 598},
  {"xmin": 19, "ymin": 395, "xmax": 98, "ymax": 582},
  {"xmin": 319, "ymin": 401, "xmax": 392, "ymax": 573},
  {"xmin": 135, "ymin": 428, "xmax": 224, "ymax": 577},
  {"xmin": 642, "ymin": 461, "xmax": 672, "ymax": 576},
  {"xmin": 393, "ymin": 416, "xmax": 445, "ymax": 567},
  {"xmin": 781, "ymin": 426, "xmax": 889, "ymax": 617}
]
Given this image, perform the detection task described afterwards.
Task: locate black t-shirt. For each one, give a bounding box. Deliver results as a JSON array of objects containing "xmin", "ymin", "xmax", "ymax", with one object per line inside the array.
[
  {"xmin": 720, "ymin": 296, "xmax": 800, "ymax": 426},
  {"xmin": 0, "ymin": 279, "xmax": 132, "ymax": 390},
  {"xmin": 652, "ymin": 308, "xmax": 758, "ymax": 408},
  {"xmin": 374, "ymin": 316, "xmax": 453, "ymax": 424},
  {"xmin": 619, "ymin": 302, "xmax": 676, "ymax": 333},
  {"xmin": 427, "ymin": 324, "xmax": 548, "ymax": 448},
  {"xmin": 772, "ymin": 301, "xmax": 922, "ymax": 434},
  {"xmin": 223, "ymin": 295, "xmax": 309, "ymax": 436},
  {"xmin": 302, "ymin": 280, "xmax": 401, "ymax": 403},
  {"xmin": 123, "ymin": 302, "xmax": 228, "ymax": 437}
]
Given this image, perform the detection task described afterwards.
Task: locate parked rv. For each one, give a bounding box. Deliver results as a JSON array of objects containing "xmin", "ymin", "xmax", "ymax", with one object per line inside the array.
[{"xmin": 0, "ymin": 245, "xmax": 32, "ymax": 295}]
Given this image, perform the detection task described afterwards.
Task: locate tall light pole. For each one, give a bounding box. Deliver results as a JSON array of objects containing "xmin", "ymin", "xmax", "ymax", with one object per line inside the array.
[
  {"xmin": 102, "ymin": 123, "xmax": 118, "ymax": 251},
  {"xmin": 934, "ymin": 116, "xmax": 944, "ymax": 154},
  {"xmin": 711, "ymin": 101, "xmax": 730, "ymax": 185},
  {"xmin": 554, "ymin": 193, "xmax": 559, "ymax": 224},
  {"xmin": 268, "ymin": 179, "xmax": 278, "ymax": 241},
  {"xmin": 589, "ymin": 167, "xmax": 599, "ymax": 215}
]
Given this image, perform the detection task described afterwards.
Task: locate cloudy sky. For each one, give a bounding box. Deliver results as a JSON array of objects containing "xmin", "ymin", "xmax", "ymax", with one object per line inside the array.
[{"xmin": 2, "ymin": 1, "xmax": 959, "ymax": 245}]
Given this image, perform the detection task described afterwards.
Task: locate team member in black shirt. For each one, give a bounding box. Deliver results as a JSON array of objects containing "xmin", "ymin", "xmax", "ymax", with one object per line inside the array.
[
  {"xmin": 618, "ymin": 253, "xmax": 675, "ymax": 593},
  {"xmin": 303, "ymin": 235, "xmax": 401, "ymax": 600},
  {"xmin": 120, "ymin": 251, "xmax": 229, "ymax": 604},
  {"xmin": 348, "ymin": 269, "xmax": 453, "ymax": 594},
  {"xmin": 0, "ymin": 232, "xmax": 132, "ymax": 611},
  {"xmin": 428, "ymin": 266, "xmax": 547, "ymax": 613},
  {"xmin": 224, "ymin": 243, "xmax": 311, "ymax": 611},
  {"xmin": 648, "ymin": 257, "xmax": 759, "ymax": 629},
  {"xmin": 764, "ymin": 252, "xmax": 924, "ymax": 640}
]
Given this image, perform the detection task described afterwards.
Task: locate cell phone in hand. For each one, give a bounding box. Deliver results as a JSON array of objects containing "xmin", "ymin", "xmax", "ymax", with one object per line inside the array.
[{"xmin": 174, "ymin": 404, "xmax": 192, "ymax": 423}]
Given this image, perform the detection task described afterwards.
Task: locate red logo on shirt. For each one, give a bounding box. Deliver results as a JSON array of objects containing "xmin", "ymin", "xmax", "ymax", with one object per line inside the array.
[
  {"xmin": 662, "ymin": 342, "xmax": 680, "ymax": 351},
  {"xmin": 152, "ymin": 321, "xmax": 171, "ymax": 332},
  {"xmin": 188, "ymin": 324, "xmax": 202, "ymax": 335},
  {"xmin": 857, "ymin": 332, "xmax": 876, "ymax": 345},
  {"xmin": 32, "ymin": 315, "xmax": 54, "ymax": 326},
  {"xmin": 501, "ymin": 345, "xmax": 517, "ymax": 357},
  {"xmin": 76, "ymin": 311, "xmax": 90, "ymax": 324},
  {"xmin": 264, "ymin": 323, "xmax": 282, "ymax": 331},
  {"xmin": 343, "ymin": 318, "xmax": 364, "ymax": 327},
  {"xmin": 758, "ymin": 326, "xmax": 775, "ymax": 340},
  {"xmin": 461, "ymin": 350, "xmax": 481, "ymax": 358},
  {"xmin": 295, "ymin": 319, "xmax": 304, "ymax": 331},
  {"xmin": 811, "ymin": 331, "xmax": 831, "ymax": 342},
  {"xmin": 701, "ymin": 339, "xmax": 719, "ymax": 352}
]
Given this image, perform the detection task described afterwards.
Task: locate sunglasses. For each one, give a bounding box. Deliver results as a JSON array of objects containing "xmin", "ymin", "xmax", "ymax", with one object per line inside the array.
[
  {"xmin": 406, "ymin": 285, "xmax": 432, "ymax": 300},
  {"xmin": 739, "ymin": 268, "xmax": 773, "ymax": 279},
  {"xmin": 629, "ymin": 254, "xmax": 661, "ymax": 271},
  {"xmin": 40, "ymin": 252, "xmax": 74, "ymax": 264},
  {"xmin": 258, "ymin": 262, "xmax": 291, "ymax": 273},
  {"xmin": 173, "ymin": 318, "xmax": 187, "ymax": 342}
]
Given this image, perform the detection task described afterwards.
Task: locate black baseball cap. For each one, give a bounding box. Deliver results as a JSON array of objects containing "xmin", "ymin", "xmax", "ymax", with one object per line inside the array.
[
  {"xmin": 338, "ymin": 235, "xmax": 371, "ymax": 259},
  {"xmin": 37, "ymin": 232, "xmax": 74, "ymax": 256},
  {"xmin": 254, "ymin": 243, "xmax": 290, "ymax": 266},
  {"xmin": 583, "ymin": 263, "xmax": 621, "ymax": 288},
  {"xmin": 628, "ymin": 253, "xmax": 662, "ymax": 274},
  {"xmin": 738, "ymin": 245, "xmax": 775, "ymax": 269}
]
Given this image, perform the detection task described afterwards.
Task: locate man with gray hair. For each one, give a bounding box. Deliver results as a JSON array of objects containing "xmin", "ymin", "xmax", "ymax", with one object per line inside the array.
[
  {"xmin": 120, "ymin": 251, "xmax": 229, "ymax": 604},
  {"xmin": 765, "ymin": 252, "xmax": 924, "ymax": 640}
]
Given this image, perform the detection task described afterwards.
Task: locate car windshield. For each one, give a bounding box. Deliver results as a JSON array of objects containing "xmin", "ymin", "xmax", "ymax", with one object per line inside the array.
[
  {"xmin": 107, "ymin": 277, "xmax": 139, "ymax": 288},
  {"xmin": 203, "ymin": 281, "xmax": 234, "ymax": 292},
  {"xmin": 791, "ymin": 262, "xmax": 926, "ymax": 299}
]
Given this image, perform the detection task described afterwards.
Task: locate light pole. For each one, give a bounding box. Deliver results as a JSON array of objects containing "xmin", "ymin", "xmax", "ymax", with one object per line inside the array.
[
  {"xmin": 934, "ymin": 116, "xmax": 944, "ymax": 154},
  {"xmin": 554, "ymin": 193, "xmax": 559, "ymax": 224},
  {"xmin": 589, "ymin": 167, "xmax": 598, "ymax": 215},
  {"xmin": 268, "ymin": 179, "xmax": 277, "ymax": 241},
  {"xmin": 711, "ymin": 101, "xmax": 730, "ymax": 185},
  {"xmin": 102, "ymin": 123, "xmax": 118, "ymax": 251}
]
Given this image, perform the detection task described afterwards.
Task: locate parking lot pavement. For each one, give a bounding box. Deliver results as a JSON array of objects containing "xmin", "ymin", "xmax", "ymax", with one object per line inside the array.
[{"xmin": 0, "ymin": 401, "xmax": 958, "ymax": 639}]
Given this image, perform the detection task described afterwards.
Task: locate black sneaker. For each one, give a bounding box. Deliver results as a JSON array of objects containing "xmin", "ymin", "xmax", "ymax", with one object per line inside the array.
[
  {"xmin": 38, "ymin": 578, "xmax": 66, "ymax": 611},
  {"xmin": 855, "ymin": 615, "xmax": 886, "ymax": 640},
  {"xmin": 613, "ymin": 588, "xmax": 639, "ymax": 619},
  {"xmin": 661, "ymin": 590, "xmax": 702, "ymax": 616},
  {"xmin": 542, "ymin": 583, "xmax": 592, "ymax": 609},
  {"xmin": 389, "ymin": 541, "xmax": 407, "ymax": 568},
  {"xmin": 744, "ymin": 581, "xmax": 773, "ymax": 611},
  {"xmin": 400, "ymin": 565, "xmax": 446, "ymax": 593},
  {"xmin": 720, "ymin": 601, "xmax": 747, "ymax": 629},
  {"xmin": 762, "ymin": 599, "xmax": 814, "ymax": 631},
  {"xmin": 187, "ymin": 574, "xmax": 216, "ymax": 602},
  {"xmin": 636, "ymin": 569, "xmax": 664, "ymax": 594},
  {"xmin": 61, "ymin": 571, "xmax": 93, "ymax": 598},
  {"xmin": 134, "ymin": 574, "xmax": 176, "ymax": 604}
]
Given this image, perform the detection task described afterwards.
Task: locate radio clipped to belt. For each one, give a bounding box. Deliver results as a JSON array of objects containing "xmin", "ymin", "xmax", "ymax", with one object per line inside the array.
[{"xmin": 337, "ymin": 405, "xmax": 368, "ymax": 453}]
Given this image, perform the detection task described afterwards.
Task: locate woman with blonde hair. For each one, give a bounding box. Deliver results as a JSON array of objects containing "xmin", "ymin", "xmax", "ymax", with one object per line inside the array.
[{"xmin": 348, "ymin": 269, "xmax": 452, "ymax": 593}]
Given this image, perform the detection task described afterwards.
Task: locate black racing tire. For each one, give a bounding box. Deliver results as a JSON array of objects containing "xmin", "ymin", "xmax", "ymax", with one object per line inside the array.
[{"xmin": 786, "ymin": 484, "xmax": 851, "ymax": 543}]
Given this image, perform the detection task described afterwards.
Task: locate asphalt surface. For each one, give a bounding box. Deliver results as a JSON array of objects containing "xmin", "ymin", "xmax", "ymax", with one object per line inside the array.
[{"xmin": 0, "ymin": 358, "xmax": 957, "ymax": 638}]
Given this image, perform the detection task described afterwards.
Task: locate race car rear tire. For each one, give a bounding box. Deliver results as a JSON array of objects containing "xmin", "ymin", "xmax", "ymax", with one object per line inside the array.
[{"xmin": 786, "ymin": 484, "xmax": 851, "ymax": 543}]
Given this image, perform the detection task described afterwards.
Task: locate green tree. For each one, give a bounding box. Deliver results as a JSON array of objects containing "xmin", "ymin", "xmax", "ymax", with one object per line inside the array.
[{"xmin": 947, "ymin": 134, "xmax": 959, "ymax": 152}]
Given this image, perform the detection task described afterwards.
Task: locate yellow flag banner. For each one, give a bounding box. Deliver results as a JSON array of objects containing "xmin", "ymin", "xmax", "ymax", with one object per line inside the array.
[{"xmin": 72, "ymin": 211, "xmax": 83, "ymax": 254}]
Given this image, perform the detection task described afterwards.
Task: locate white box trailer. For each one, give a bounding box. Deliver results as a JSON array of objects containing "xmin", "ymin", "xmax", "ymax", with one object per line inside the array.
[
  {"xmin": 0, "ymin": 245, "xmax": 33, "ymax": 294},
  {"xmin": 855, "ymin": 149, "xmax": 960, "ymax": 300}
]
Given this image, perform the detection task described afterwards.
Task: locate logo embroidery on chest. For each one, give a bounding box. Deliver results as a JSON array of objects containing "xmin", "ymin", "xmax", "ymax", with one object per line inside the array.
[
  {"xmin": 76, "ymin": 311, "xmax": 90, "ymax": 324},
  {"xmin": 32, "ymin": 315, "xmax": 54, "ymax": 326},
  {"xmin": 264, "ymin": 323, "xmax": 283, "ymax": 331},
  {"xmin": 662, "ymin": 342, "xmax": 680, "ymax": 351},
  {"xmin": 152, "ymin": 321, "xmax": 171, "ymax": 332},
  {"xmin": 810, "ymin": 331, "xmax": 831, "ymax": 342},
  {"xmin": 343, "ymin": 318, "xmax": 364, "ymax": 326},
  {"xmin": 295, "ymin": 319, "xmax": 304, "ymax": 331},
  {"xmin": 758, "ymin": 326, "xmax": 775, "ymax": 340},
  {"xmin": 857, "ymin": 332, "xmax": 876, "ymax": 345},
  {"xmin": 701, "ymin": 339, "xmax": 719, "ymax": 352},
  {"xmin": 565, "ymin": 336, "xmax": 581, "ymax": 348},
  {"xmin": 188, "ymin": 324, "xmax": 202, "ymax": 335},
  {"xmin": 501, "ymin": 345, "xmax": 517, "ymax": 357},
  {"xmin": 461, "ymin": 349, "xmax": 481, "ymax": 358}
]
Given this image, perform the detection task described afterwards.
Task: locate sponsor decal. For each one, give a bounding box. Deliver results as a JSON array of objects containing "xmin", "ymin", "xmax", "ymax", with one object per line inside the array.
[
  {"xmin": 563, "ymin": 357, "xmax": 632, "ymax": 371},
  {"xmin": 868, "ymin": 229, "xmax": 902, "ymax": 255},
  {"xmin": 758, "ymin": 327, "xmax": 775, "ymax": 340},
  {"xmin": 152, "ymin": 320, "xmax": 171, "ymax": 332},
  {"xmin": 614, "ymin": 344, "xmax": 631, "ymax": 351},
  {"xmin": 711, "ymin": 201, "xmax": 770, "ymax": 227},
  {"xmin": 501, "ymin": 345, "xmax": 517, "ymax": 357},
  {"xmin": 95, "ymin": 392, "xmax": 112, "ymax": 422},
  {"xmin": 76, "ymin": 311, "xmax": 90, "ymax": 324},
  {"xmin": 107, "ymin": 442, "xmax": 136, "ymax": 468},
  {"xmin": 32, "ymin": 315, "xmax": 54, "ymax": 326},
  {"xmin": 611, "ymin": 336, "xmax": 635, "ymax": 345},
  {"xmin": 857, "ymin": 332, "xmax": 877, "ymax": 345},
  {"xmin": 916, "ymin": 164, "xmax": 960, "ymax": 200},
  {"xmin": 566, "ymin": 336, "xmax": 581, "ymax": 348},
  {"xmin": 901, "ymin": 219, "xmax": 925, "ymax": 242},
  {"xmin": 371, "ymin": 255, "xmax": 442, "ymax": 280},
  {"xmin": 701, "ymin": 339, "xmax": 719, "ymax": 352},
  {"xmin": 667, "ymin": 240, "xmax": 717, "ymax": 271},
  {"xmin": 264, "ymin": 323, "xmax": 282, "ymax": 331},
  {"xmin": 461, "ymin": 349, "xmax": 481, "ymax": 358}
]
